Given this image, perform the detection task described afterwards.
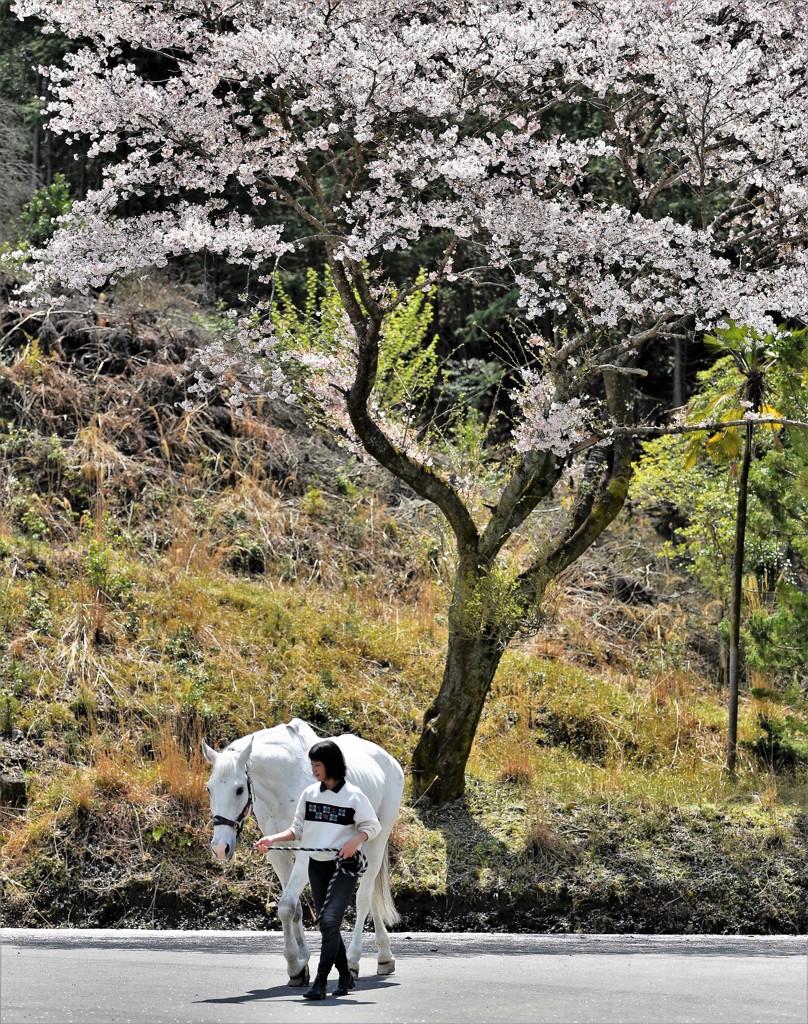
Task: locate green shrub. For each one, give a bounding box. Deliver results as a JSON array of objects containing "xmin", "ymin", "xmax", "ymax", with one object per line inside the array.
[
  {"xmin": 10, "ymin": 175, "xmax": 73, "ymax": 251},
  {"xmin": 0, "ymin": 691, "xmax": 21, "ymax": 736},
  {"xmin": 745, "ymin": 713, "xmax": 808, "ymax": 770},
  {"xmin": 227, "ymin": 534, "xmax": 265, "ymax": 574}
]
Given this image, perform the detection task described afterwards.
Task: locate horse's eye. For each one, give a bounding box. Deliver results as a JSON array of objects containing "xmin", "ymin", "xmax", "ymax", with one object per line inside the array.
[{"xmin": 236, "ymin": 786, "xmax": 244, "ymax": 796}]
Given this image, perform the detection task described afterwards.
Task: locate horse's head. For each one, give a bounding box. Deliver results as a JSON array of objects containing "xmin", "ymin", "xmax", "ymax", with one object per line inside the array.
[{"xmin": 202, "ymin": 737, "xmax": 253, "ymax": 861}]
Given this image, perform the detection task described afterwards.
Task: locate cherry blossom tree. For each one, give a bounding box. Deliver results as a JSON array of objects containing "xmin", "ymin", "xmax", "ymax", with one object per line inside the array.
[{"xmin": 10, "ymin": 0, "xmax": 808, "ymax": 801}]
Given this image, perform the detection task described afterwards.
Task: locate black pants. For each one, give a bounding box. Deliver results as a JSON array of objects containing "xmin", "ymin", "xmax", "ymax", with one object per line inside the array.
[{"xmin": 308, "ymin": 857, "xmax": 359, "ymax": 978}]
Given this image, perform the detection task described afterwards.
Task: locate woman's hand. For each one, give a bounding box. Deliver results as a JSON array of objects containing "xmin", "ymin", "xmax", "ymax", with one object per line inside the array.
[
  {"xmin": 339, "ymin": 833, "xmax": 366, "ymax": 859},
  {"xmin": 255, "ymin": 827, "xmax": 295, "ymax": 853}
]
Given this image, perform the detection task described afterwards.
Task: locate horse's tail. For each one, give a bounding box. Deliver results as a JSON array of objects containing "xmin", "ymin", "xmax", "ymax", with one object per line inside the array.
[{"xmin": 372, "ymin": 844, "xmax": 400, "ymax": 927}]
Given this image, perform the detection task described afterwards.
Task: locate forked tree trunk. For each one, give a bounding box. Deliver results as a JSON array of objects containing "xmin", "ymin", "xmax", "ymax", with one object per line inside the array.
[
  {"xmin": 332, "ymin": 261, "xmax": 637, "ymax": 805},
  {"xmin": 410, "ymin": 623, "xmax": 508, "ymax": 804},
  {"xmin": 408, "ymin": 393, "xmax": 635, "ymax": 804}
]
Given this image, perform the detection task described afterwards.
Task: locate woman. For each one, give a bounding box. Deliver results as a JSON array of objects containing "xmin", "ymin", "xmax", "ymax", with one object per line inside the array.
[{"xmin": 255, "ymin": 739, "xmax": 382, "ymax": 1000}]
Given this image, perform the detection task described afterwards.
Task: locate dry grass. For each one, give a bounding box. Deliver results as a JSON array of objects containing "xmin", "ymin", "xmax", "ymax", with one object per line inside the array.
[
  {"xmin": 523, "ymin": 811, "xmax": 579, "ymax": 866},
  {"xmin": 153, "ymin": 725, "xmax": 209, "ymax": 811},
  {"xmin": 160, "ymin": 513, "xmax": 230, "ymax": 577},
  {"xmin": 0, "ymin": 297, "xmax": 806, "ymax": 934},
  {"xmin": 495, "ymin": 744, "xmax": 535, "ymax": 786}
]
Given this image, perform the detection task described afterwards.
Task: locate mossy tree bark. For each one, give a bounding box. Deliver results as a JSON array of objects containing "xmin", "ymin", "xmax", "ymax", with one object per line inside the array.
[
  {"xmin": 410, "ymin": 594, "xmax": 511, "ymax": 803},
  {"xmin": 409, "ymin": 377, "xmax": 636, "ymax": 804}
]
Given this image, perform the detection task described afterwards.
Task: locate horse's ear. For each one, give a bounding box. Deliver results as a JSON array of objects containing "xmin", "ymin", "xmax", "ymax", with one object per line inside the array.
[
  {"xmin": 236, "ymin": 737, "xmax": 253, "ymax": 769},
  {"xmin": 202, "ymin": 740, "xmax": 218, "ymax": 765}
]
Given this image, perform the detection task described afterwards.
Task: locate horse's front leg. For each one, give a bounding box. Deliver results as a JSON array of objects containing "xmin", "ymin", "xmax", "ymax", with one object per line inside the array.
[{"xmin": 270, "ymin": 852, "xmax": 311, "ymax": 986}]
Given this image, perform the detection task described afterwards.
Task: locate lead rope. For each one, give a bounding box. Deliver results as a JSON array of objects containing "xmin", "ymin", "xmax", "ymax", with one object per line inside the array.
[{"xmin": 268, "ymin": 846, "xmax": 368, "ymax": 923}]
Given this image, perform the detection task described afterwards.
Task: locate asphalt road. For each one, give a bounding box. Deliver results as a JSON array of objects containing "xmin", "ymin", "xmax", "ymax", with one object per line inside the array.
[{"xmin": 1, "ymin": 929, "xmax": 805, "ymax": 1024}]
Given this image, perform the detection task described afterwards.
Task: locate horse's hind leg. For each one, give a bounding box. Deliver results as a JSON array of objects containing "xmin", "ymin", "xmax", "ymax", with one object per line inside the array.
[
  {"xmin": 347, "ymin": 841, "xmax": 396, "ymax": 977},
  {"xmin": 346, "ymin": 872, "xmax": 374, "ymax": 977},
  {"xmin": 370, "ymin": 866, "xmax": 395, "ymax": 975},
  {"xmin": 370, "ymin": 839, "xmax": 398, "ymax": 975},
  {"xmin": 372, "ymin": 913, "xmax": 395, "ymax": 975}
]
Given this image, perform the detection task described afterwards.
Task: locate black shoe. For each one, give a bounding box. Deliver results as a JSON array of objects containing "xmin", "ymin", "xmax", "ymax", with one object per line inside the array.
[
  {"xmin": 303, "ymin": 973, "xmax": 329, "ymax": 1000},
  {"xmin": 334, "ymin": 971, "xmax": 356, "ymax": 997}
]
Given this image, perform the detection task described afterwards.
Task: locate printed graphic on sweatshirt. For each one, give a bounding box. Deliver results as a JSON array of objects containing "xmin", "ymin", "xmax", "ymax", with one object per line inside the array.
[{"xmin": 305, "ymin": 801, "xmax": 356, "ymax": 825}]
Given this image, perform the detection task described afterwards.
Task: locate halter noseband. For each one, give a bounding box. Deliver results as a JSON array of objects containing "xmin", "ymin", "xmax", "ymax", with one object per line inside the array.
[{"xmin": 211, "ymin": 769, "xmax": 254, "ymax": 838}]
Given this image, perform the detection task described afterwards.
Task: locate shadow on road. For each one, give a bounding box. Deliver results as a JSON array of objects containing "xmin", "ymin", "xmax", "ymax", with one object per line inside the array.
[
  {"xmin": 195, "ymin": 984, "xmax": 290, "ymax": 1005},
  {"xmin": 195, "ymin": 977, "xmax": 400, "ymax": 1006}
]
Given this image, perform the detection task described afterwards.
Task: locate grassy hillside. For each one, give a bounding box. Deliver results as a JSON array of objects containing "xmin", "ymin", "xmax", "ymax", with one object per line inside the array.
[{"xmin": 1, "ymin": 295, "xmax": 806, "ymax": 934}]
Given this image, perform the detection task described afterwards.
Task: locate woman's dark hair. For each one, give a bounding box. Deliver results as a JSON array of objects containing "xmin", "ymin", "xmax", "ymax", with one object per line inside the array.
[{"xmin": 308, "ymin": 740, "xmax": 347, "ymax": 782}]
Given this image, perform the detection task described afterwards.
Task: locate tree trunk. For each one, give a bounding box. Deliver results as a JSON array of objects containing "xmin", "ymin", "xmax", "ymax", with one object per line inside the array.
[
  {"xmin": 30, "ymin": 72, "xmax": 42, "ymax": 193},
  {"xmin": 410, "ymin": 625, "xmax": 507, "ymax": 804},
  {"xmin": 727, "ymin": 421, "xmax": 753, "ymax": 776},
  {"xmin": 45, "ymin": 131, "xmax": 53, "ymax": 186},
  {"xmin": 31, "ymin": 123, "xmax": 40, "ymax": 193},
  {"xmin": 673, "ymin": 336, "xmax": 687, "ymax": 410}
]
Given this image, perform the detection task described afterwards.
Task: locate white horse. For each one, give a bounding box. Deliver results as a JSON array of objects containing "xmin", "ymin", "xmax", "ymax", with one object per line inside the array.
[{"xmin": 203, "ymin": 718, "xmax": 405, "ymax": 985}]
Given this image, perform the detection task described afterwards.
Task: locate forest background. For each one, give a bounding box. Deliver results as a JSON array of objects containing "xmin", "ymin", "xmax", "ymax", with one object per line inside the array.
[{"xmin": 0, "ymin": 0, "xmax": 806, "ymax": 934}]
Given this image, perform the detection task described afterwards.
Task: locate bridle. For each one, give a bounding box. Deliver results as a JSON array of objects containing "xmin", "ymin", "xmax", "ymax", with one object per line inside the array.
[{"xmin": 211, "ymin": 768, "xmax": 254, "ymax": 838}]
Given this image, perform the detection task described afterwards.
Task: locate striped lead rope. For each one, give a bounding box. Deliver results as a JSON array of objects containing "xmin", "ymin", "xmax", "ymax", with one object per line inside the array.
[{"xmin": 267, "ymin": 846, "xmax": 368, "ymax": 923}]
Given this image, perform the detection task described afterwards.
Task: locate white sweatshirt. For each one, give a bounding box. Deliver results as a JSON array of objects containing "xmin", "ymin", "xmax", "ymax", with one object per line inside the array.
[{"xmin": 290, "ymin": 779, "xmax": 382, "ymax": 860}]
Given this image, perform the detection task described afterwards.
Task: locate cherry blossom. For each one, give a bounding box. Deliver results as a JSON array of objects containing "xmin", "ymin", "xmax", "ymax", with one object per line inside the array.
[
  {"xmin": 6, "ymin": 0, "xmax": 804, "ymax": 507},
  {"xmin": 9, "ymin": 0, "xmax": 807, "ymax": 802},
  {"xmin": 511, "ymin": 370, "xmax": 589, "ymax": 458},
  {"xmin": 9, "ymin": 0, "xmax": 806, "ymax": 463}
]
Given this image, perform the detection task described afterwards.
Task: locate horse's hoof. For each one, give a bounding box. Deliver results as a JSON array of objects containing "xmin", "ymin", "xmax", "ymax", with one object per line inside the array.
[
  {"xmin": 377, "ymin": 959, "xmax": 396, "ymax": 976},
  {"xmin": 288, "ymin": 966, "xmax": 310, "ymax": 987}
]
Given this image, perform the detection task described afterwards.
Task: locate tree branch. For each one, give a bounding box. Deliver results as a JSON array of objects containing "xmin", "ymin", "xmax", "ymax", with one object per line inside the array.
[
  {"xmin": 566, "ymin": 416, "xmax": 808, "ymax": 457},
  {"xmin": 479, "ymin": 448, "xmax": 559, "ymax": 561},
  {"xmin": 514, "ymin": 370, "xmax": 635, "ymax": 603},
  {"xmin": 326, "ymin": 254, "xmax": 480, "ymax": 549}
]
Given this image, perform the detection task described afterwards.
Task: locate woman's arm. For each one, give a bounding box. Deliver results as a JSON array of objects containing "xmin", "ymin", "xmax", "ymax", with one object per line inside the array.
[
  {"xmin": 339, "ymin": 787, "xmax": 381, "ymax": 858},
  {"xmin": 255, "ymin": 788, "xmax": 308, "ymax": 853},
  {"xmin": 254, "ymin": 827, "xmax": 295, "ymax": 853},
  {"xmin": 338, "ymin": 829, "xmax": 369, "ymax": 859}
]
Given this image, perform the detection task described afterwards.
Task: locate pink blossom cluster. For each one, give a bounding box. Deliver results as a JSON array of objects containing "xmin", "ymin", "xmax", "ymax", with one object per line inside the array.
[
  {"xmin": 294, "ymin": 340, "xmax": 435, "ymax": 466},
  {"xmin": 511, "ymin": 370, "xmax": 588, "ymax": 458},
  {"xmin": 184, "ymin": 309, "xmax": 293, "ymax": 412}
]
